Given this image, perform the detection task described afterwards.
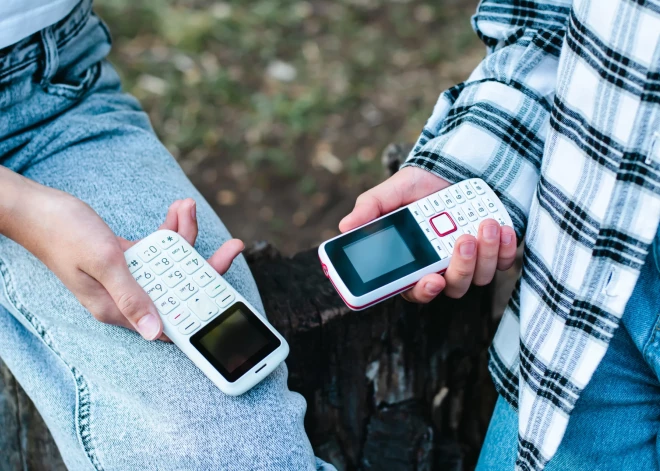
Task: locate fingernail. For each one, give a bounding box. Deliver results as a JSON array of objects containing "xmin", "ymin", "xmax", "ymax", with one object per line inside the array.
[
  {"xmin": 425, "ymin": 282, "xmax": 442, "ymax": 295},
  {"xmin": 190, "ymin": 202, "xmax": 197, "ymax": 221},
  {"xmin": 460, "ymin": 241, "xmax": 476, "ymax": 257},
  {"xmin": 483, "ymin": 224, "xmax": 498, "ymax": 241},
  {"xmin": 137, "ymin": 314, "xmax": 160, "ymax": 340},
  {"xmin": 502, "ymin": 233, "xmax": 513, "ymax": 245}
]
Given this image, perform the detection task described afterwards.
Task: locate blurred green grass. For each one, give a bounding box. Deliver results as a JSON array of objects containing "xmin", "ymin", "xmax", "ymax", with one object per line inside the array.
[{"xmin": 95, "ymin": 0, "xmax": 482, "ymax": 253}]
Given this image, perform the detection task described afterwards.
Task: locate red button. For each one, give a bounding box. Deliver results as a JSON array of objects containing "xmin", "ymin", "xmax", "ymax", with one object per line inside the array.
[
  {"xmin": 321, "ymin": 264, "xmax": 329, "ymax": 277},
  {"xmin": 430, "ymin": 212, "xmax": 457, "ymax": 237}
]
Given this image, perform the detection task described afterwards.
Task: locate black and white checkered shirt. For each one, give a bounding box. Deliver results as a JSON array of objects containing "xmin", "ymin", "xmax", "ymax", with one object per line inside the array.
[{"xmin": 403, "ymin": 0, "xmax": 660, "ymax": 469}]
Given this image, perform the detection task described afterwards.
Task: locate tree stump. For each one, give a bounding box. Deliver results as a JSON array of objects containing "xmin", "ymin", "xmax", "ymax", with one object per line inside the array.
[{"xmin": 0, "ymin": 243, "xmax": 498, "ymax": 470}]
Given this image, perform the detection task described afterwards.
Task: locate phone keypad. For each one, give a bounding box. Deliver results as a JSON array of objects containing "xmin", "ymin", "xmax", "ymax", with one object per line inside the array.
[
  {"xmin": 126, "ymin": 234, "xmax": 241, "ymax": 337},
  {"xmin": 405, "ymin": 179, "xmax": 509, "ymax": 262}
]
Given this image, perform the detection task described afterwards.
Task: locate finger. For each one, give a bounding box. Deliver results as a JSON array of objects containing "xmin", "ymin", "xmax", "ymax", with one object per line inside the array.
[
  {"xmin": 207, "ymin": 239, "xmax": 245, "ymax": 275},
  {"xmin": 338, "ymin": 168, "xmax": 452, "ymax": 232},
  {"xmin": 158, "ymin": 333, "xmax": 172, "ymax": 343},
  {"xmin": 97, "ymin": 250, "xmax": 162, "ymax": 340},
  {"xmin": 400, "ymin": 273, "xmax": 446, "ymax": 304},
  {"xmin": 497, "ymin": 226, "xmax": 518, "ymax": 271},
  {"xmin": 79, "ymin": 287, "xmax": 134, "ymax": 330},
  {"xmin": 472, "ymin": 219, "xmax": 501, "ymax": 286},
  {"xmin": 339, "ymin": 179, "xmax": 404, "ymax": 232},
  {"xmin": 175, "ymin": 198, "xmax": 198, "ymax": 246},
  {"xmin": 443, "ymin": 235, "xmax": 477, "ymax": 298},
  {"xmin": 159, "ymin": 199, "xmax": 183, "ymax": 231}
]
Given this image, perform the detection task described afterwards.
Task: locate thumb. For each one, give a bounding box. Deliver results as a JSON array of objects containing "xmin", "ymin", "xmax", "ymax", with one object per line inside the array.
[{"xmin": 100, "ymin": 258, "xmax": 163, "ymax": 340}]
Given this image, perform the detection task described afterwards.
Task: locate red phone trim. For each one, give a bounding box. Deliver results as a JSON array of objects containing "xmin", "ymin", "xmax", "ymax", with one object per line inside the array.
[
  {"xmin": 429, "ymin": 212, "xmax": 457, "ymax": 237},
  {"xmin": 319, "ymin": 259, "xmax": 446, "ymax": 310}
]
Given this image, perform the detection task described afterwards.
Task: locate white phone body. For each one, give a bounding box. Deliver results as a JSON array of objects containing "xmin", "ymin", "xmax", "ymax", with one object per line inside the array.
[
  {"xmin": 124, "ymin": 230, "xmax": 289, "ymax": 395},
  {"xmin": 318, "ymin": 179, "xmax": 513, "ymax": 310}
]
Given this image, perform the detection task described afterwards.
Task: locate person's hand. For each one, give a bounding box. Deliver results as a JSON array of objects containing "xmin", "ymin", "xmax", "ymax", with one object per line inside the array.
[
  {"xmin": 339, "ymin": 166, "xmax": 517, "ymax": 303},
  {"xmin": 5, "ymin": 178, "xmax": 244, "ymax": 341}
]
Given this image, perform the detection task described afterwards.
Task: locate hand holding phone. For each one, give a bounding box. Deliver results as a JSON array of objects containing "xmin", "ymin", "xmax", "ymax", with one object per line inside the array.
[{"xmin": 326, "ymin": 168, "xmax": 517, "ymax": 308}]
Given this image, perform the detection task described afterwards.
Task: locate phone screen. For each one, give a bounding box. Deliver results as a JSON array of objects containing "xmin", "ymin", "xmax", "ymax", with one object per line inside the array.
[
  {"xmin": 324, "ymin": 209, "xmax": 439, "ymax": 296},
  {"xmin": 343, "ymin": 226, "xmax": 415, "ymax": 282},
  {"xmin": 191, "ymin": 302, "xmax": 280, "ymax": 382}
]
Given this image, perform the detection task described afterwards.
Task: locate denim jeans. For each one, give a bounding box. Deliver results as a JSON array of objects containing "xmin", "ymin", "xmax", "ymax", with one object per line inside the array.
[
  {"xmin": 476, "ymin": 227, "xmax": 660, "ymax": 471},
  {"xmin": 0, "ymin": 2, "xmax": 333, "ymax": 470}
]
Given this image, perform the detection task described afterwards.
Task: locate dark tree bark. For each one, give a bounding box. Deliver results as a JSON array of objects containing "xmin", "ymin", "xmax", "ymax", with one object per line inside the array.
[{"xmin": 0, "ymin": 244, "xmax": 499, "ymax": 470}]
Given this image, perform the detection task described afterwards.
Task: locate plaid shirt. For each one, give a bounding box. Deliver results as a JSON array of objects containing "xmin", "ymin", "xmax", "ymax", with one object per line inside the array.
[{"xmin": 403, "ymin": 0, "xmax": 660, "ymax": 469}]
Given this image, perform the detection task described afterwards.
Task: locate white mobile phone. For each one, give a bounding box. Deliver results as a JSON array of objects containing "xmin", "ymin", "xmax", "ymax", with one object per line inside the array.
[
  {"xmin": 318, "ymin": 179, "xmax": 513, "ymax": 310},
  {"xmin": 124, "ymin": 230, "xmax": 289, "ymax": 395}
]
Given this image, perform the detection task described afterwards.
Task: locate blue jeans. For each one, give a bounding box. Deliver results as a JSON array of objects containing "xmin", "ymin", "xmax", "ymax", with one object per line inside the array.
[
  {"xmin": 0, "ymin": 3, "xmax": 333, "ymax": 470},
  {"xmin": 477, "ymin": 228, "xmax": 660, "ymax": 470}
]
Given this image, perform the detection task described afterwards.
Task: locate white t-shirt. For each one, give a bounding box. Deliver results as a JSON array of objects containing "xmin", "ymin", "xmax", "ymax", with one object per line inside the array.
[{"xmin": 0, "ymin": 0, "xmax": 80, "ymax": 50}]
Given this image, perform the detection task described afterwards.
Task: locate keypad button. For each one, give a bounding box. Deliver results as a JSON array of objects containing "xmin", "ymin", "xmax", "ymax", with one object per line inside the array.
[
  {"xmin": 133, "ymin": 267, "xmax": 156, "ymax": 288},
  {"xmin": 495, "ymin": 214, "xmax": 508, "ymax": 226},
  {"xmin": 216, "ymin": 292, "xmax": 236, "ymax": 309},
  {"xmin": 151, "ymin": 255, "xmax": 174, "ymax": 275},
  {"xmin": 175, "ymin": 281, "xmax": 199, "ymax": 300},
  {"xmin": 157, "ymin": 233, "xmax": 179, "ymax": 250},
  {"xmin": 439, "ymin": 191, "xmax": 456, "ymax": 208},
  {"xmin": 463, "ymin": 225, "xmax": 478, "ymax": 237},
  {"xmin": 472, "ymin": 200, "xmax": 487, "ymax": 218},
  {"xmin": 464, "ymin": 206, "xmax": 478, "ymax": 222},
  {"xmin": 138, "ymin": 244, "xmax": 160, "ymax": 262},
  {"xmin": 483, "ymin": 197, "xmax": 498, "ymax": 213},
  {"xmin": 146, "ymin": 282, "xmax": 167, "ymax": 301},
  {"xmin": 418, "ymin": 199, "xmax": 435, "ymax": 217},
  {"xmin": 205, "ymin": 280, "xmax": 227, "ymax": 298},
  {"xmin": 428, "ymin": 194, "xmax": 445, "ymax": 212},
  {"xmin": 443, "ymin": 238, "xmax": 456, "ymax": 253},
  {"xmin": 419, "ymin": 221, "xmax": 436, "ymax": 240},
  {"xmin": 168, "ymin": 308, "xmax": 190, "ymax": 326},
  {"xmin": 470, "ymin": 179, "xmax": 486, "ymax": 195},
  {"xmin": 429, "ymin": 239, "xmax": 449, "ymax": 259},
  {"xmin": 156, "ymin": 295, "xmax": 180, "ymax": 315},
  {"xmin": 193, "ymin": 269, "xmax": 217, "ymax": 287},
  {"xmin": 178, "ymin": 318, "xmax": 201, "ymax": 335},
  {"xmin": 169, "ymin": 244, "xmax": 193, "ymax": 262},
  {"xmin": 451, "ymin": 187, "xmax": 466, "ymax": 204},
  {"xmin": 460, "ymin": 182, "xmax": 476, "ymax": 199},
  {"xmin": 409, "ymin": 206, "xmax": 425, "ymax": 223},
  {"xmin": 125, "ymin": 256, "xmax": 142, "ymax": 274},
  {"xmin": 430, "ymin": 213, "xmax": 456, "ymax": 236},
  {"xmin": 163, "ymin": 269, "xmax": 186, "ymax": 288},
  {"xmin": 188, "ymin": 294, "xmax": 219, "ymax": 321},
  {"xmin": 182, "ymin": 256, "xmax": 203, "ymax": 274},
  {"xmin": 451, "ymin": 208, "xmax": 468, "ymax": 226}
]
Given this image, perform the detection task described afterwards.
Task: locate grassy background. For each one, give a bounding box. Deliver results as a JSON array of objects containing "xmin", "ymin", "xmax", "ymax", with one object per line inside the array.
[{"xmin": 95, "ymin": 0, "xmax": 483, "ymax": 254}]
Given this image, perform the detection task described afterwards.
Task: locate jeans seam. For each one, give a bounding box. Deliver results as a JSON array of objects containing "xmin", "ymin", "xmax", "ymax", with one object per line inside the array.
[{"xmin": 0, "ymin": 259, "xmax": 104, "ymax": 471}]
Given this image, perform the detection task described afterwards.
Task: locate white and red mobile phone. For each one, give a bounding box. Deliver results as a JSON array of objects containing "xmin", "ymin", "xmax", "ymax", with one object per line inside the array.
[{"xmin": 318, "ymin": 179, "xmax": 513, "ymax": 310}]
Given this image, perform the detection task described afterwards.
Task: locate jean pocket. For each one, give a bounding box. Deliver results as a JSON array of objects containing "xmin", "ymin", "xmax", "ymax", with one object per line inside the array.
[{"xmin": 42, "ymin": 60, "xmax": 101, "ymax": 99}]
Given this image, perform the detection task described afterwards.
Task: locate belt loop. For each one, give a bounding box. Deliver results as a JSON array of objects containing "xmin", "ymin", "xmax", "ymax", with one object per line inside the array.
[{"xmin": 39, "ymin": 26, "xmax": 59, "ymax": 85}]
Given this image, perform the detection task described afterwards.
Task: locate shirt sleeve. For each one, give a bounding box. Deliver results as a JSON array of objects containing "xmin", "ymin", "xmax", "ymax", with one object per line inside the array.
[{"xmin": 402, "ymin": 0, "xmax": 572, "ymax": 239}]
